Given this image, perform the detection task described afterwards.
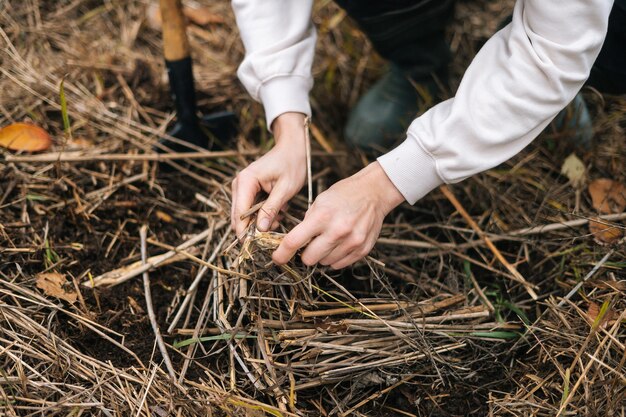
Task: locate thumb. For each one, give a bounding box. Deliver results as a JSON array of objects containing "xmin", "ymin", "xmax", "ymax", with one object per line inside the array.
[{"xmin": 257, "ymin": 183, "xmax": 290, "ymax": 232}]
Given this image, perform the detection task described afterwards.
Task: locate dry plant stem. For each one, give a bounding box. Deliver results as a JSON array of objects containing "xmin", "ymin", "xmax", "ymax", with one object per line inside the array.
[
  {"xmin": 140, "ymin": 225, "xmax": 176, "ymax": 381},
  {"xmin": 339, "ymin": 374, "xmax": 416, "ymax": 417},
  {"xmin": 3, "ymin": 149, "xmax": 344, "ymax": 163},
  {"xmin": 556, "ymin": 302, "xmax": 622, "ymax": 416},
  {"xmin": 466, "ymin": 266, "xmax": 495, "ymax": 312},
  {"xmin": 84, "ymin": 224, "xmax": 222, "ymax": 287},
  {"xmin": 376, "ymin": 211, "xmax": 626, "ymax": 253},
  {"xmin": 299, "ymin": 301, "xmax": 413, "ymax": 318},
  {"xmin": 439, "ymin": 184, "xmax": 538, "ymax": 299},
  {"xmin": 556, "ymin": 248, "xmax": 614, "ymax": 307},
  {"xmin": 304, "ymin": 116, "xmax": 313, "ymax": 208},
  {"xmin": 239, "ymin": 199, "xmax": 266, "ymax": 221},
  {"xmin": 167, "ymin": 227, "xmax": 230, "ymax": 333}
]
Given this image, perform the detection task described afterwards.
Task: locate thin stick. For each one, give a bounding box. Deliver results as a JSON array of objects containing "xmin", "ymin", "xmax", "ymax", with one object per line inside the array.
[
  {"xmin": 439, "ymin": 185, "xmax": 538, "ymax": 300},
  {"xmin": 304, "ymin": 117, "xmax": 313, "ymax": 208},
  {"xmin": 557, "ymin": 249, "xmax": 614, "ymax": 307},
  {"xmin": 299, "ymin": 301, "xmax": 413, "ymax": 318},
  {"xmin": 83, "ymin": 226, "xmax": 215, "ymax": 287},
  {"xmin": 239, "ymin": 200, "xmax": 266, "ymax": 221},
  {"xmin": 167, "ymin": 229, "xmax": 231, "ymax": 333},
  {"xmin": 376, "ymin": 211, "xmax": 626, "ymax": 252},
  {"xmin": 3, "ymin": 149, "xmax": 344, "ymax": 163},
  {"xmin": 140, "ymin": 225, "xmax": 176, "ymax": 380},
  {"xmin": 509, "ymin": 212, "xmax": 626, "ymax": 236}
]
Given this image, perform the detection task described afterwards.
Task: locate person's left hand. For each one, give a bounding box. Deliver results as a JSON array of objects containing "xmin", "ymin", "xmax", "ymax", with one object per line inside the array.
[{"xmin": 272, "ymin": 161, "xmax": 405, "ymax": 269}]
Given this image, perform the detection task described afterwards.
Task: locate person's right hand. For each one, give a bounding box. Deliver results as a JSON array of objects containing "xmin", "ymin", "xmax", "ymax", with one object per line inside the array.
[{"xmin": 231, "ymin": 112, "xmax": 307, "ymax": 239}]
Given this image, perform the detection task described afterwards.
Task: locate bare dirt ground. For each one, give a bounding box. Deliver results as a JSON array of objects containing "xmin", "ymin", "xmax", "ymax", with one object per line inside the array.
[{"xmin": 0, "ymin": 1, "xmax": 624, "ymax": 416}]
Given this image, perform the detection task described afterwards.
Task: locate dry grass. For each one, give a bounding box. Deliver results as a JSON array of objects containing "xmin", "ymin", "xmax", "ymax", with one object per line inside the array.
[{"xmin": 0, "ymin": 0, "xmax": 624, "ymax": 416}]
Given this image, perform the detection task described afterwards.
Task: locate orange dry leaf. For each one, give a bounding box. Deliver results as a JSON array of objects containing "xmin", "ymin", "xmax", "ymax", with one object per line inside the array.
[
  {"xmin": 586, "ymin": 302, "xmax": 615, "ymax": 328},
  {"xmin": 156, "ymin": 210, "xmax": 174, "ymax": 223},
  {"xmin": 0, "ymin": 122, "xmax": 51, "ymax": 152},
  {"xmin": 588, "ymin": 179, "xmax": 626, "ymax": 214},
  {"xmin": 589, "ymin": 217, "xmax": 623, "ymax": 245},
  {"xmin": 67, "ymin": 137, "xmax": 94, "ymax": 150},
  {"xmin": 36, "ymin": 272, "xmax": 77, "ymax": 303}
]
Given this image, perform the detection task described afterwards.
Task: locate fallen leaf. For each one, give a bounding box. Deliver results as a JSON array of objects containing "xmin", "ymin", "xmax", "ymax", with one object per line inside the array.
[
  {"xmin": 588, "ymin": 179, "xmax": 626, "ymax": 214},
  {"xmin": 156, "ymin": 210, "xmax": 173, "ymax": 223},
  {"xmin": 0, "ymin": 123, "xmax": 51, "ymax": 152},
  {"xmin": 560, "ymin": 153, "xmax": 586, "ymax": 187},
  {"xmin": 589, "ymin": 217, "xmax": 623, "ymax": 245},
  {"xmin": 127, "ymin": 296, "xmax": 144, "ymax": 314},
  {"xmin": 66, "ymin": 137, "xmax": 94, "ymax": 150},
  {"xmin": 36, "ymin": 272, "xmax": 77, "ymax": 303},
  {"xmin": 586, "ymin": 301, "xmax": 615, "ymax": 328}
]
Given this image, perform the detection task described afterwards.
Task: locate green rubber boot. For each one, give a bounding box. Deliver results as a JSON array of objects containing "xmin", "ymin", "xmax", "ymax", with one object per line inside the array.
[{"xmin": 344, "ymin": 65, "xmax": 440, "ymax": 151}]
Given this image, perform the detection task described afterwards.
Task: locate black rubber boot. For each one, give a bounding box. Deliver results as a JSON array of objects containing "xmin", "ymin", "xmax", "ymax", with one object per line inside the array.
[
  {"xmin": 345, "ymin": 64, "xmax": 442, "ymax": 150},
  {"xmin": 335, "ymin": 0, "xmax": 455, "ymax": 151}
]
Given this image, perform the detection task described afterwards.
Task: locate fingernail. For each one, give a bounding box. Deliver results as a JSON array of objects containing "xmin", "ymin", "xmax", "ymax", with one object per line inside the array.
[{"xmin": 258, "ymin": 218, "xmax": 270, "ymax": 231}]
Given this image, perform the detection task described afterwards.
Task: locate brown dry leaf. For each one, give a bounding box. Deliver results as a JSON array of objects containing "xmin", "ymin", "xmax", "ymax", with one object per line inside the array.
[
  {"xmin": 0, "ymin": 122, "xmax": 51, "ymax": 152},
  {"xmin": 66, "ymin": 137, "xmax": 94, "ymax": 150},
  {"xmin": 156, "ymin": 210, "xmax": 173, "ymax": 223},
  {"xmin": 588, "ymin": 179, "xmax": 626, "ymax": 214},
  {"xmin": 588, "ymin": 218, "xmax": 623, "ymax": 245},
  {"xmin": 586, "ymin": 302, "xmax": 615, "ymax": 327},
  {"xmin": 36, "ymin": 272, "xmax": 77, "ymax": 303}
]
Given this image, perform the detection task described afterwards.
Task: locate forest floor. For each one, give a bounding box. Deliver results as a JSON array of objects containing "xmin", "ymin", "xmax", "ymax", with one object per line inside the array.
[{"xmin": 0, "ymin": 1, "xmax": 624, "ymax": 416}]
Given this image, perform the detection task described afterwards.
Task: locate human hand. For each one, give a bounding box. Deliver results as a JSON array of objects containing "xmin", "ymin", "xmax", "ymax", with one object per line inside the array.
[
  {"xmin": 272, "ymin": 161, "xmax": 405, "ymax": 269},
  {"xmin": 231, "ymin": 112, "xmax": 307, "ymax": 239}
]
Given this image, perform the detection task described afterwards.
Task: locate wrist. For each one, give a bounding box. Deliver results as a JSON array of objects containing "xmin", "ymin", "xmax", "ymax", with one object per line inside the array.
[
  {"xmin": 272, "ymin": 112, "xmax": 306, "ymax": 144},
  {"xmin": 362, "ymin": 162, "xmax": 405, "ymax": 215},
  {"xmin": 272, "ymin": 112, "xmax": 306, "ymax": 157}
]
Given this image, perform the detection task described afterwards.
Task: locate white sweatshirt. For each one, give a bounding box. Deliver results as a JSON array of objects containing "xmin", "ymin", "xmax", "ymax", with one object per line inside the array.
[{"xmin": 231, "ymin": 0, "xmax": 613, "ymax": 204}]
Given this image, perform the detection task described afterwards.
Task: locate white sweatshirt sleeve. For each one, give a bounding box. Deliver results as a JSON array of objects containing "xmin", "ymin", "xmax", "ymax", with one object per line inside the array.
[
  {"xmin": 378, "ymin": 0, "xmax": 613, "ymax": 204},
  {"xmin": 231, "ymin": 0, "xmax": 316, "ymax": 130},
  {"xmin": 232, "ymin": 0, "xmax": 612, "ymax": 204}
]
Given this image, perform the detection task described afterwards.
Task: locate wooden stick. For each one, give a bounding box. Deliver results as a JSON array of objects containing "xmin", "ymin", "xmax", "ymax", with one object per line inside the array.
[
  {"xmin": 3, "ymin": 149, "xmax": 343, "ymax": 163},
  {"xmin": 140, "ymin": 225, "xmax": 176, "ymax": 380},
  {"xmin": 557, "ymin": 248, "xmax": 614, "ymax": 307},
  {"xmin": 83, "ymin": 227, "xmax": 213, "ymax": 287},
  {"xmin": 376, "ymin": 212, "xmax": 626, "ymax": 252},
  {"xmin": 299, "ymin": 301, "xmax": 413, "ymax": 318},
  {"xmin": 304, "ymin": 117, "xmax": 313, "ymax": 208},
  {"xmin": 439, "ymin": 185, "xmax": 538, "ymax": 300}
]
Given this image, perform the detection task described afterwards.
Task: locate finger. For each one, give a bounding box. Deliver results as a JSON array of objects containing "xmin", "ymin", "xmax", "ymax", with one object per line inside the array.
[
  {"xmin": 331, "ymin": 252, "xmax": 364, "ymax": 270},
  {"xmin": 257, "ymin": 182, "xmax": 289, "ymax": 232},
  {"xmin": 270, "ymin": 205, "xmax": 287, "ymax": 231},
  {"xmin": 273, "ymin": 217, "xmax": 323, "ymax": 265},
  {"xmin": 330, "ymin": 239, "xmax": 374, "ymax": 269},
  {"xmin": 233, "ymin": 175, "xmax": 261, "ymax": 239},
  {"xmin": 300, "ymin": 235, "xmax": 340, "ymax": 267},
  {"xmin": 319, "ymin": 242, "xmax": 352, "ymax": 267}
]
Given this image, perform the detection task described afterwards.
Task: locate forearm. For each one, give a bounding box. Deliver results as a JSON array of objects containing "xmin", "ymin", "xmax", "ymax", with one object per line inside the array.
[
  {"xmin": 379, "ymin": 0, "xmax": 613, "ymax": 204},
  {"xmin": 231, "ymin": 0, "xmax": 316, "ymax": 130}
]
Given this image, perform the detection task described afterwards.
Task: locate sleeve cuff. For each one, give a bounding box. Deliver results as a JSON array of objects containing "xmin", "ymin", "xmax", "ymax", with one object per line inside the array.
[
  {"xmin": 258, "ymin": 75, "xmax": 312, "ymax": 130},
  {"xmin": 377, "ymin": 133, "xmax": 444, "ymax": 205}
]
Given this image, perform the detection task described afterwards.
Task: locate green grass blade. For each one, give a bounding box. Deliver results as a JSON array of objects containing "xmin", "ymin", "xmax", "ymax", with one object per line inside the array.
[{"xmin": 59, "ymin": 78, "xmax": 71, "ymax": 136}]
